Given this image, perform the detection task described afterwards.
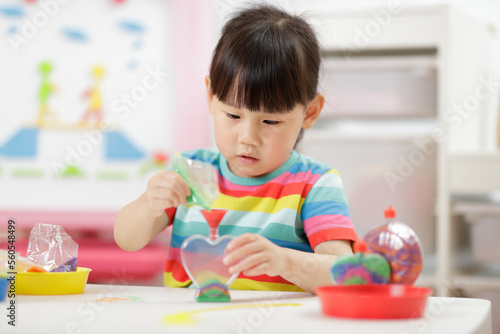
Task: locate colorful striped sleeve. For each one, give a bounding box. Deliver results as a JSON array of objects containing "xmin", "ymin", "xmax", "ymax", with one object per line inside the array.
[{"xmin": 301, "ymin": 169, "xmax": 358, "ymax": 249}]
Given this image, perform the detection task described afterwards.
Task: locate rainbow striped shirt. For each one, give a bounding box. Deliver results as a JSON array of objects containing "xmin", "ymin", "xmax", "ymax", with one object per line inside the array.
[{"xmin": 163, "ymin": 149, "xmax": 357, "ymax": 291}]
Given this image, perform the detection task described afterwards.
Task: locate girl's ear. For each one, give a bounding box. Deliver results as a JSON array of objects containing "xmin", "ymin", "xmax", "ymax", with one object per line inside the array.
[{"xmin": 302, "ymin": 93, "xmax": 325, "ymax": 129}]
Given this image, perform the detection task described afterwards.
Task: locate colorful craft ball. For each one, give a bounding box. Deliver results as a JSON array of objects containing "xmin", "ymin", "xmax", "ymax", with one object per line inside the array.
[
  {"xmin": 330, "ymin": 241, "xmax": 390, "ymax": 285},
  {"xmin": 363, "ymin": 222, "xmax": 423, "ymax": 285}
]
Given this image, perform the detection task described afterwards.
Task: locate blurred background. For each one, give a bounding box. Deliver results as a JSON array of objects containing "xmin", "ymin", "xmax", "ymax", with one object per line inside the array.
[{"xmin": 0, "ymin": 0, "xmax": 500, "ymax": 330}]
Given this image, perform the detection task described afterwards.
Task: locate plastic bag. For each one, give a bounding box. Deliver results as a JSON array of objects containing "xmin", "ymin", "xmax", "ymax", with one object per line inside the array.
[
  {"xmin": 26, "ymin": 224, "xmax": 78, "ymax": 272},
  {"xmin": 172, "ymin": 154, "xmax": 220, "ymax": 210}
]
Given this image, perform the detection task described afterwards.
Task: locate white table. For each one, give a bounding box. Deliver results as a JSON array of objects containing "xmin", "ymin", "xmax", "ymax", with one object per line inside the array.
[{"xmin": 0, "ymin": 284, "xmax": 492, "ymax": 334}]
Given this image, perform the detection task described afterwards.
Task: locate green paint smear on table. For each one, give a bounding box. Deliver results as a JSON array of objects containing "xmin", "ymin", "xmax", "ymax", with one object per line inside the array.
[
  {"xmin": 59, "ymin": 165, "xmax": 85, "ymax": 178},
  {"xmin": 137, "ymin": 161, "xmax": 167, "ymax": 176},
  {"xmin": 11, "ymin": 168, "xmax": 44, "ymax": 178},
  {"xmin": 96, "ymin": 170, "xmax": 129, "ymax": 180},
  {"xmin": 162, "ymin": 303, "xmax": 302, "ymax": 326}
]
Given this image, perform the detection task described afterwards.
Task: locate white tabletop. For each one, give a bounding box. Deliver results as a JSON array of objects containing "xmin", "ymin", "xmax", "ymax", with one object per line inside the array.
[{"xmin": 0, "ymin": 284, "xmax": 492, "ymax": 334}]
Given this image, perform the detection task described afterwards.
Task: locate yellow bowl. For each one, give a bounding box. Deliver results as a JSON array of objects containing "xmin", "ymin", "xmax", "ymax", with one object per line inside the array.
[{"xmin": 15, "ymin": 267, "xmax": 91, "ymax": 295}]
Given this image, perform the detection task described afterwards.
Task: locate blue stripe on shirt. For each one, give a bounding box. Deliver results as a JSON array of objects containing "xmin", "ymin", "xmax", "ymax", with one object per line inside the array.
[{"xmin": 301, "ymin": 200, "xmax": 351, "ymax": 220}]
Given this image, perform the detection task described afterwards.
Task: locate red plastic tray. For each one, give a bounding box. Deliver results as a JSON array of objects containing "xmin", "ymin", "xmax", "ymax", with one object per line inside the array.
[{"xmin": 316, "ymin": 284, "xmax": 432, "ymax": 319}]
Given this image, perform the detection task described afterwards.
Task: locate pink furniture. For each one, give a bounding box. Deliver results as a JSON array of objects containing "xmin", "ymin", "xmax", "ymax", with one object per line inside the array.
[{"xmin": 0, "ymin": 210, "xmax": 170, "ymax": 284}]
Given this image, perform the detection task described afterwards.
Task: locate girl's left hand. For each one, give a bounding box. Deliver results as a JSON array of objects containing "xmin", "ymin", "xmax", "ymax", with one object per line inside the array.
[{"xmin": 223, "ymin": 233, "xmax": 286, "ymax": 277}]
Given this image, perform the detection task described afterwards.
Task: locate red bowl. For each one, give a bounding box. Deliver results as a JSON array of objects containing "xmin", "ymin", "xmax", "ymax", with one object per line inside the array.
[{"xmin": 316, "ymin": 284, "xmax": 432, "ymax": 319}]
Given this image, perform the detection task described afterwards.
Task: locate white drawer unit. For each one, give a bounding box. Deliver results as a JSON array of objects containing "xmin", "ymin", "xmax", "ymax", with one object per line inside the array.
[
  {"xmin": 304, "ymin": 1, "xmax": 500, "ymax": 304},
  {"xmin": 319, "ymin": 54, "xmax": 437, "ymax": 119},
  {"xmin": 450, "ymin": 153, "xmax": 500, "ymax": 194}
]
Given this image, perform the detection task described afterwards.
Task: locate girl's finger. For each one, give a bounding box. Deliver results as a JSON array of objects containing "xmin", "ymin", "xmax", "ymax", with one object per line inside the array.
[
  {"xmin": 242, "ymin": 262, "xmax": 272, "ymax": 277},
  {"xmin": 226, "ymin": 233, "xmax": 259, "ymax": 252},
  {"xmin": 224, "ymin": 240, "xmax": 263, "ymax": 266},
  {"xmin": 228, "ymin": 252, "xmax": 268, "ymax": 274}
]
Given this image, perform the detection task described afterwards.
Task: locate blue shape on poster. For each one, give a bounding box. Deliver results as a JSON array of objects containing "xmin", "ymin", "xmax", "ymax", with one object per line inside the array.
[
  {"xmin": 61, "ymin": 27, "xmax": 88, "ymax": 42},
  {"xmin": 8, "ymin": 25, "xmax": 17, "ymax": 34},
  {"xmin": 0, "ymin": 6, "xmax": 24, "ymax": 18},
  {"xmin": 0, "ymin": 127, "xmax": 38, "ymax": 158},
  {"xmin": 128, "ymin": 59, "xmax": 138, "ymax": 69},
  {"xmin": 104, "ymin": 131, "xmax": 145, "ymax": 160},
  {"xmin": 118, "ymin": 20, "xmax": 145, "ymax": 34},
  {"xmin": 133, "ymin": 38, "xmax": 142, "ymax": 49}
]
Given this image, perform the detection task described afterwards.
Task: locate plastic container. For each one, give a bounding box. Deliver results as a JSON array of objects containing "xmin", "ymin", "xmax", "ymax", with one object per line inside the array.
[
  {"xmin": 15, "ymin": 267, "xmax": 91, "ymax": 295},
  {"xmin": 363, "ymin": 206, "xmax": 423, "ymax": 285},
  {"xmin": 316, "ymin": 284, "xmax": 432, "ymax": 319},
  {"xmin": 0, "ymin": 277, "xmax": 9, "ymax": 301}
]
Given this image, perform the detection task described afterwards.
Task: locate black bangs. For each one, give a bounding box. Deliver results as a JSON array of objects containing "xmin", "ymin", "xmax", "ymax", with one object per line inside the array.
[{"xmin": 209, "ymin": 4, "xmax": 320, "ymax": 114}]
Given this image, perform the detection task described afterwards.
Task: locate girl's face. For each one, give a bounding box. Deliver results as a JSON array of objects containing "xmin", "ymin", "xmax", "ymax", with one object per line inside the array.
[{"xmin": 206, "ymin": 78, "xmax": 323, "ymax": 178}]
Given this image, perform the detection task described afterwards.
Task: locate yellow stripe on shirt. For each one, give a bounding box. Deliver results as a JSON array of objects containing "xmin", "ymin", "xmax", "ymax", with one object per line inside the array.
[
  {"xmin": 229, "ymin": 278, "xmax": 306, "ymax": 292},
  {"xmin": 164, "ymin": 273, "xmax": 306, "ymax": 292},
  {"xmin": 213, "ymin": 193, "xmax": 306, "ymax": 214}
]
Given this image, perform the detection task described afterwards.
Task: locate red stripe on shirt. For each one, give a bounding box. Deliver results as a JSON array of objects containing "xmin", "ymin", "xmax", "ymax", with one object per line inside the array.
[
  {"xmin": 165, "ymin": 258, "xmax": 300, "ymax": 287},
  {"xmin": 220, "ymin": 182, "xmax": 313, "ymax": 199},
  {"xmin": 165, "ymin": 207, "xmax": 177, "ymax": 224},
  {"xmin": 236, "ymin": 273, "xmax": 296, "ymax": 285},
  {"xmin": 308, "ymin": 227, "xmax": 358, "ymax": 250},
  {"xmin": 164, "ymin": 259, "xmax": 190, "ymax": 283}
]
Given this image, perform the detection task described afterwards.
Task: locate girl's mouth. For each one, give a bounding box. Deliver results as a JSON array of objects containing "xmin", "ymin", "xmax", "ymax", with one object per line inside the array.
[{"xmin": 238, "ymin": 155, "xmax": 259, "ymax": 165}]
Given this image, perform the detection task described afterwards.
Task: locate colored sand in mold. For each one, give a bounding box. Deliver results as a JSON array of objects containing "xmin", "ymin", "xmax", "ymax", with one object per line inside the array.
[
  {"xmin": 331, "ymin": 252, "xmax": 390, "ymax": 285},
  {"xmin": 195, "ymin": 279, "xmax": 230, "ymax": 302},
  {"xmin": 50, "ymin": 257, "xmax": 77, "ymax": 272},
  {"xmin": 196, "ymin": 289, "xmax": 230, "ymax": 302}
]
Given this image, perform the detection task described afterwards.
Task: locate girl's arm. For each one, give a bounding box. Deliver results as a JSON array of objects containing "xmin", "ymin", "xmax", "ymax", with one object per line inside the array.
[
  {"xmin": 223, "ymin": 235, "xmax": 352, "ymax": 294},
  {"xmin": 114, "ymin": 193, "xmax": 169, "ymax": 252},
  {"xmin": 114, "ymin": 170, "xmax": 190, "ymax": 252},
  {"xmin": 279, "ymin": 239, "xmax": 352, "ymax": 293}
]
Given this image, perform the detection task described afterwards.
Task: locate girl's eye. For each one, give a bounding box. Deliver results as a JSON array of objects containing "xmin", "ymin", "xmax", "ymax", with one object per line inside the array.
[
  {"xmin": 226, "ymin": 113, "xmax": 240, "ymax": 120},
  {"xmin": 263, "ymin": 120, "xmax": 279, "ymax": 125}
]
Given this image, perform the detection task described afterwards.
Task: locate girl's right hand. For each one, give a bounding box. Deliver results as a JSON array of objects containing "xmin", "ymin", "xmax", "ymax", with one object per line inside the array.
[{"xmin": 144, "ymin": 171, "xmax": 191, "ymax": 217}]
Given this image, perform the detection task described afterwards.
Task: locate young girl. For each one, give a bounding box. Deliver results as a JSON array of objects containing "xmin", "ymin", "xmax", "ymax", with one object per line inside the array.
[{"xmin": 114, "ymin": 4, "xmax": 357, "ymax": 293}]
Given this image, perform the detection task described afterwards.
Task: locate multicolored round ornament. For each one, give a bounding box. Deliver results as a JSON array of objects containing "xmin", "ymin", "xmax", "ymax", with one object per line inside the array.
[
  {"xmin": 363, "ymin": 206, "xmax": 423, "ymax": 285},
  {"xmin": 330, "ymin": 241, "xmax": 391, "ymax": 285}
]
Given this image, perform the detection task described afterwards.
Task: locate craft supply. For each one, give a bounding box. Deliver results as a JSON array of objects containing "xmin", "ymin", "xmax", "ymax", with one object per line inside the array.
[
  {"xmin": 330, "ymin": 241, "xmax": 390, "ymax": 285},
  {"xmin": 0, "ymin": 250, "xmax": 46, "ymax": 273},
  {"xmin": 26, "ymin": 223, "xmax": 78, "ymax": 272},
  {"xmin": 0, "ymin": 276, "xmax": 8, "ymax": 302},
  {"xmin": 363, "ymin": 206, "xmax": 423, "ymax": 285},
  {"xmin": 180, "ymin": 209, "xmax": 238, "ymax": 302},
  {"xmin": 172, "ymin": 155, "xmax": 220, "ymax": 210},
  {"xmin": 317, "ymin": 284, "xmax": 432, "ymax": 319},
  {"xmin": 15, "ymin": 267, "xmax": 91, "ymax": 295}
]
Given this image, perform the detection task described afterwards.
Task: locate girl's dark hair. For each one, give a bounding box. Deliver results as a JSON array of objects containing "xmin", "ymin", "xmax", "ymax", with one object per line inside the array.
[{"xmin": 209, "ymin": 4, "xmax": 321, "ymax": 113}]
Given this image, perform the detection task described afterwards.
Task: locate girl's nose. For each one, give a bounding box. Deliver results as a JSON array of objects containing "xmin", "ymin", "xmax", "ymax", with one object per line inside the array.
[{"xmin": 238, "ymin": 121, "xmax": 261, "ymax": 146}]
